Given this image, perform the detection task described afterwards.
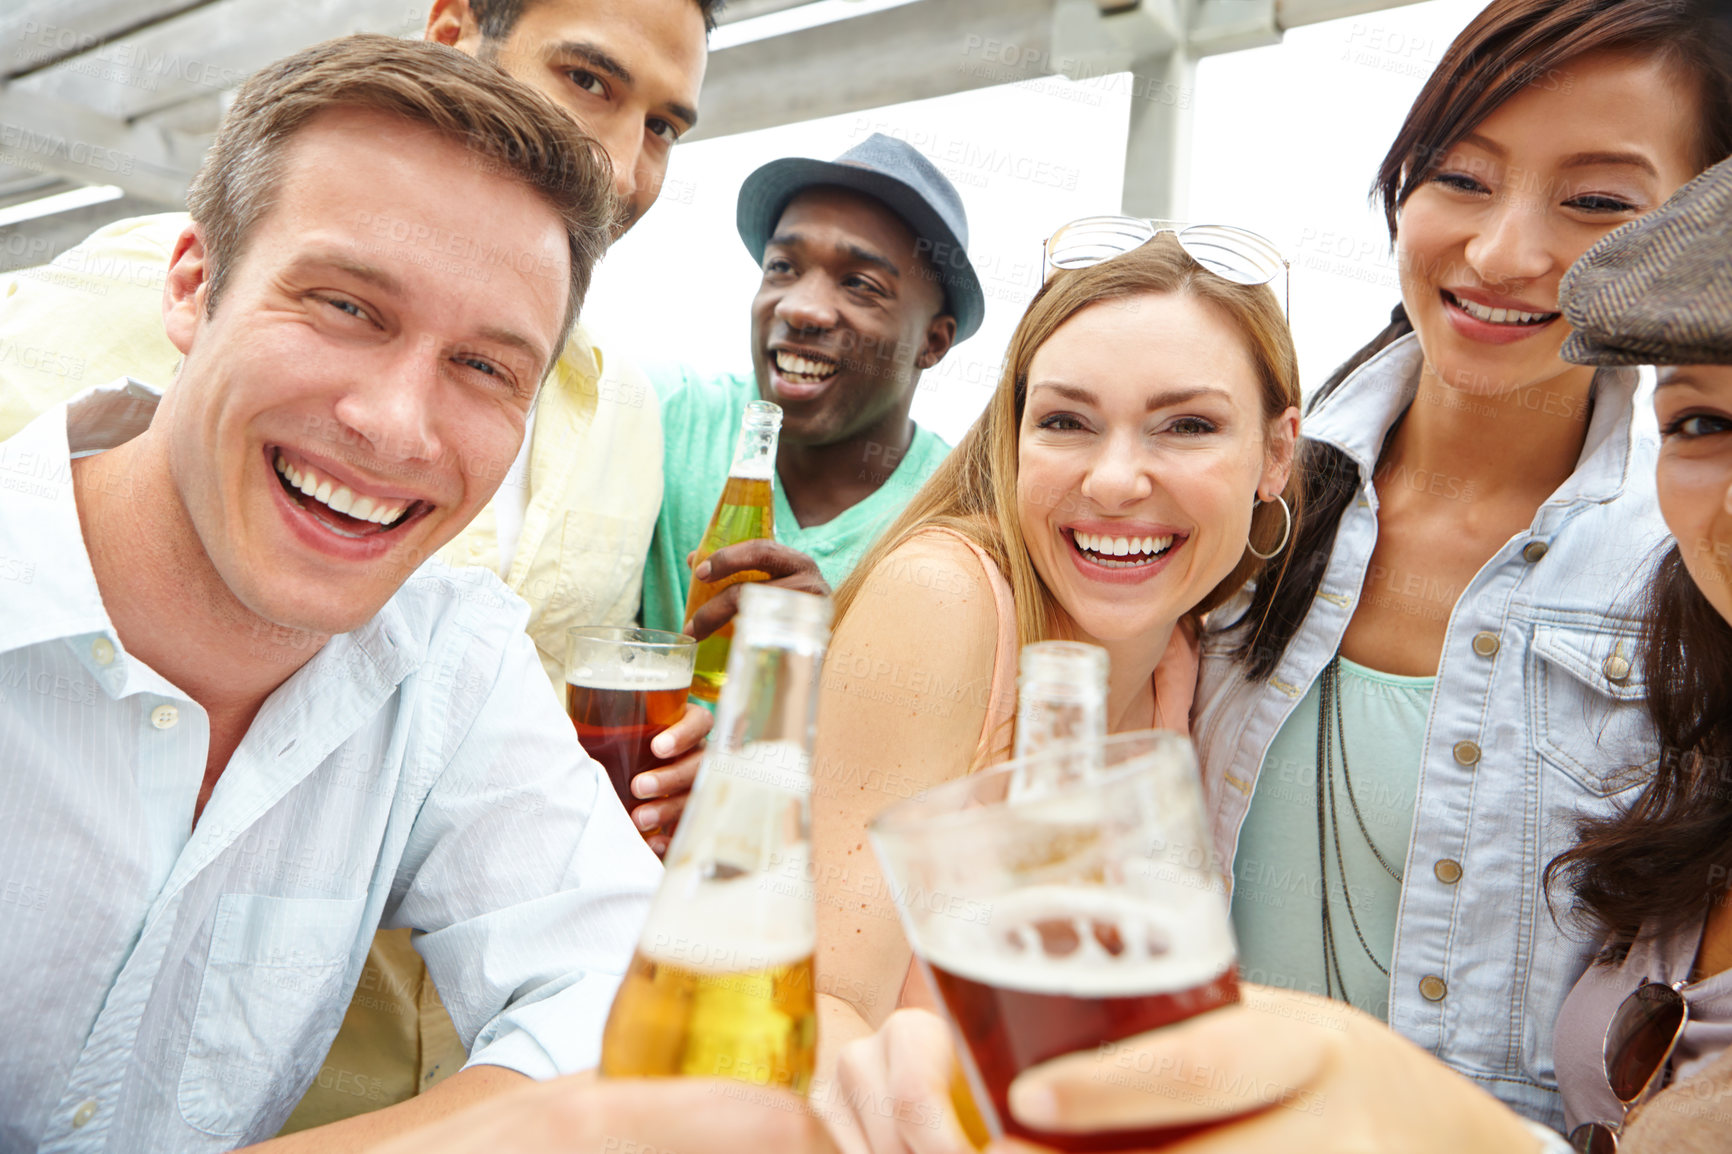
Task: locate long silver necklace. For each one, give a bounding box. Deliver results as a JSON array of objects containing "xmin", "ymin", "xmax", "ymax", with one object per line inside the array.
[{"xmin": 1314, "ymin": 653, "xmax": 1404, "ymax": 1002}]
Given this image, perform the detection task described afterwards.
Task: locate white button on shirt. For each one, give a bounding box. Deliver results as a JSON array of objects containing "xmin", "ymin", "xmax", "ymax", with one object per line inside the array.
[{"xmin": 0, "ymin": 383, "xmax": 661, "ymax": 1152}]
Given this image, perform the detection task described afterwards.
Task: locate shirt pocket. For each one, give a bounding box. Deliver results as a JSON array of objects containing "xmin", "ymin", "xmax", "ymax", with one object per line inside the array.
[
  {"xmin": 1531, "ymin": 623, "xmax": 1658, "ymax": 797},
  {"xmin": 178, "ymin": 893, "xmax": 367, "ymax": 1138}
]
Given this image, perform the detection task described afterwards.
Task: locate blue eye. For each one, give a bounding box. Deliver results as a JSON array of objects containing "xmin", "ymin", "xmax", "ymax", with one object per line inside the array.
[{"xmin": 1665, "ymin": 413, "xmax": 1732, "ymax": 439}]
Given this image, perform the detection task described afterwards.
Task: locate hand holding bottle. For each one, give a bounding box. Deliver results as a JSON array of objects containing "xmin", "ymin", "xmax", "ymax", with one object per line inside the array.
[{"xmin": 685, "ymin": 540, "xmax": 833, "ymax": 641}]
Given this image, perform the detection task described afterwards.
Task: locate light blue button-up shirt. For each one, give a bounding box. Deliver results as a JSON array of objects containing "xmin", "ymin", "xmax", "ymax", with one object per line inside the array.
[
  {"xmin": 0, "ymin": 382, "xmax": 661, "ymax": 1152},
  {"xmin": 1195, "ymin": 335, "xmax": 1665, "ymax": 1130}
]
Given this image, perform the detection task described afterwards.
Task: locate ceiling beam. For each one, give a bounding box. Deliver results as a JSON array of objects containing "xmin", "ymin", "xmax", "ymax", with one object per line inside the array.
[
  {"xmin": 0, "ymin": 0, "xmax": 224, "ymax": 81},
  {"xmin": 1277, "ymin": 0, "xmax": 1428, "ymax": 29},
  {"xmin": 688, "ymin": 0, "xmax": 1189, "ymax": 142},
  {"xmin": 0, "ymin": 88, "xmax": 201, "ymax": 206},
  {"xmin": 688, "ymin": 0, "xmax": 1058, "ymax": 141}
]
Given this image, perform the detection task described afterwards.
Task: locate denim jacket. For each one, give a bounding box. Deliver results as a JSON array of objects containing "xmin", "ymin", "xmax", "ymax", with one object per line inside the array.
[{"xmin": 1194, "ymin": 333, "xmax": 1665, "ymax": 1129}]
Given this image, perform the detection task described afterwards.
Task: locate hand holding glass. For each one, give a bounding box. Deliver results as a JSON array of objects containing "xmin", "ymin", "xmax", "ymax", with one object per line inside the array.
[
  {"xmin": 869, "ymin": 730, "xmax": 1239, "ymax": 1151},
  {"xmin": 565, "ymin": 626, "xmax": 697, "ymax": 825}
]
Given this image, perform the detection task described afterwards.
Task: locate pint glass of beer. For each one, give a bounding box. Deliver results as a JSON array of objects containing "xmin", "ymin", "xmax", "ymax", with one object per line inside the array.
[
  {"xmin": 565, "ymin": 626, "xmax": 697, "ymax": 817},
  {"xmin": 870, "ymin": 730, "xmax": 1237, "ymax": 1152}
]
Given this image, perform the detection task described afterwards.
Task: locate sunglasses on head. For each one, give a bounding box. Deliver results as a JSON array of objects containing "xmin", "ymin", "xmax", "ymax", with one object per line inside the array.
[
  {"xmin": 1568, "ymin": 978, "xmax": 1690, "ymax": 1153},
  {"xmin": 1040, "ymin": 216, "xmax": 1290, "ymax": 315}
]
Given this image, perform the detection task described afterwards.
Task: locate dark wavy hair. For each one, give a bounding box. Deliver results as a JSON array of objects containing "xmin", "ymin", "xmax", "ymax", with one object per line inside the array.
[
  {"xmin": 1226, "ymin": 0, "xmax": 1732, "ymax": 678},
  {"xmin": 1544, "ymin": 547, "xmax": 1732, "ymax": 954}
]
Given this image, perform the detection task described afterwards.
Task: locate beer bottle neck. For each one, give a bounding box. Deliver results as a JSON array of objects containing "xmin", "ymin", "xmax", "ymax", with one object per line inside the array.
[
  {"xmin": 710, "ymin": 593, "xmax": 828, "ymax": 778},
  {"xmin": 729, "ymin": 401, "xmax": 781, "ymax": 482},
  {"xmin": 1014, "ymin": 640, "xmax": 1108, "ymax": 760}
]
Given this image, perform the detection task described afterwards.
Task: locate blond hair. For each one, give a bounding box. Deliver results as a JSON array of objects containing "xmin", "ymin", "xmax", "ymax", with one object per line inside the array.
[
  {"xmin": 835, "ymin": 235, "xmax": 1303, "ymax": 648},
  {"xmin": 186, "ymin": 34, "xmax": 616, "ymax": 359}
]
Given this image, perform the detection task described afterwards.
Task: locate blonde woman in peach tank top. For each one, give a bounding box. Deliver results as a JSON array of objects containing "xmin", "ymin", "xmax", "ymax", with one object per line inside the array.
[{"xmin": 808, "ymin": 235, "xmax": 1304, "ymax": 1081}]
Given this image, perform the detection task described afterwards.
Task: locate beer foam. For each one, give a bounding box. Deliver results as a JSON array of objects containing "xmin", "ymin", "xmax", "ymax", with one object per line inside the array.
[
  {"xmin": 639, "ymin": 857, "xmax": 816, "ymax": 974},
  {"xmin": 918, "ymin": 885, "xmax": 1235, "ymax": 998},
  {"xmin": 567, "ymin": 652, "xmax": 692, "ymax": 693}
]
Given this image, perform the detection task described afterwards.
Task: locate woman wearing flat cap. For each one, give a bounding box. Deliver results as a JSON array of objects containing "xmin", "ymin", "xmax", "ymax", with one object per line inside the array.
[{"xmin": 831, "ymin": 157, "xmax": 1732, "ymax": 1154}]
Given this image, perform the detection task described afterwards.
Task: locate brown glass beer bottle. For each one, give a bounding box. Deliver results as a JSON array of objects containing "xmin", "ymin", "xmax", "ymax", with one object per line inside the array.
[{"xmin": 683, "ymin": 400, "xmax": 781, "ymax": 702}]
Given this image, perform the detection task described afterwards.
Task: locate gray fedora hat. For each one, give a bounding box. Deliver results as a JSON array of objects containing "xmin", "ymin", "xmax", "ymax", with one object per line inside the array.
[
  {"xmin": 1561, "ymin": 154, "xmax": 1732, "ymax": 366},
  {"xmin": 736, "ymin": 132, "xmax": 985, "ymax": 342}
]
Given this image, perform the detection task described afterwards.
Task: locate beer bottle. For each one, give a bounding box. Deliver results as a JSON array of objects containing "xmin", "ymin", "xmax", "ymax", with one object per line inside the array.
[
  {"xmin": 684, "ymin": 399, "xmax": 781, "ymax": 702},
  {"xmin": 1012, "ymin": 640, "xmax": 1108, "ymax": 788},
  {"xmin": 599, "ymin": 583, "xmax": 830, "ymax": 1093}
]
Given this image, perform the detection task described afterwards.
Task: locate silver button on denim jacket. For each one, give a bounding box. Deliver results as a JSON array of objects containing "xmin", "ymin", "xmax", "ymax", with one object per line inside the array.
[{"xmin": 1194, "ymin": 333, "xmax": 1665, "ymax": 1130}]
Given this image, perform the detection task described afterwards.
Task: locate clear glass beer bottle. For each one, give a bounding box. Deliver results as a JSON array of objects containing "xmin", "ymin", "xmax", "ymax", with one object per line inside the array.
[
  {"xmin": 1012, "ymin": 640, "xmax": 1108, "ymax": 789},
  {"xmin": 599, "ymin": 583, "xmax": 830, "ymax": 1094},
  {"xmin": 684, "ymin": 400, "xmax": 781, "ymax": 702}
]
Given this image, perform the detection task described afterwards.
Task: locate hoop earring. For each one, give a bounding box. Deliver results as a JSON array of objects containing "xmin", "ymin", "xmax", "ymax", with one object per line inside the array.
[{"xmin": 1247, "ymin": 494, "xmax": 1291, "ymax": 560}]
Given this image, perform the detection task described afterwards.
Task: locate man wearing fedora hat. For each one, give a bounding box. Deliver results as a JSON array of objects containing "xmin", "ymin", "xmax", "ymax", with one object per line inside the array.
[{"xmin": 642, "ymin": 132, "xmax": 982, "ymax": 643}]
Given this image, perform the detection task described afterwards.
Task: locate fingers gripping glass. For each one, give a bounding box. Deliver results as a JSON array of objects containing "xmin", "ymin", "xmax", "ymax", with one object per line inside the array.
[
  {"xmin": 1568, "ymin": 979, "xmax": 1690, "ymax": 1153},
  {"xmin": 1042, "ymin": 216, "xmax": 1290, "ymax": 313}
]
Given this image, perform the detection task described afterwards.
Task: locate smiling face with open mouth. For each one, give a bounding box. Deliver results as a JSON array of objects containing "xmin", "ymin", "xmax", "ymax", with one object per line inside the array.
[
  {"xmin": 1016, "ymin": 291, "xmax": 1290, "ymax": 650},
  {"xmin": 1395, "ymin": 50, "xmax": 1700, "ymax": 401},
  {"xmin": 749, "ymin": 186, "xmax": 954, "ymax": 450},
  {"xmin": 156, "ymin": 107, "xmax": 569, "ymax": 637}
]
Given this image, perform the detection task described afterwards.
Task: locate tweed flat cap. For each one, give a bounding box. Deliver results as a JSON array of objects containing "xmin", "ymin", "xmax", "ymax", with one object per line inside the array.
[{"xmin": 1560, "ymin": 155, "xmax": 1732, "ymax": 366}]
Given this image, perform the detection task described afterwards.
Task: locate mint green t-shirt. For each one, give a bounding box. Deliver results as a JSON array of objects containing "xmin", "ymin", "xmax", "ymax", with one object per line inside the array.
[
  {"xmin": 641, "ymin": 367, "xmax": 951, "ymax": 638},
  {"xmin": 1230, "ymin": 656, "xmax": 1433, "ymax": 1022}
]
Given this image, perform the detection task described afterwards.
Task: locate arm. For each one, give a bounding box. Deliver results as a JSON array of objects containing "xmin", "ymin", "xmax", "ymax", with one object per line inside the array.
[
  {"xmin": 365, "ymin": 1074, "xmax": 837, "ymax": 1154},
  {"xmin": 811, "ymin": 535, "xmax": 1000, "ymax": 1045},
  {"xmin": 993, "ymin": 984, "xmax": 1546, "ymax": 1152},
  {"xmin": 830, "ymin": 988, "xmax": 1548, "ymax": 1154},
  {"xmin": 241, "ymin": 1066, "xmax": 529, "ymax": 1153},
  {"xmin": 388, "ymin": 625, "xmax": 663, "ymax": 1082}
]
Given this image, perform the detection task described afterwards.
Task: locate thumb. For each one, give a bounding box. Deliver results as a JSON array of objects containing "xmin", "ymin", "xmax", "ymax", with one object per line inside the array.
[{"xmin": 1007, "ymin": 988, "xmax": 1331, "ymax": 1133}]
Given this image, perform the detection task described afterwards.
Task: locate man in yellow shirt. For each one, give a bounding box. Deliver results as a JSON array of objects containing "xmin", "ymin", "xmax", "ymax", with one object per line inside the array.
[{"xmin": 0, "ymin": 0, "xmax": 717, "ymax": 1131}]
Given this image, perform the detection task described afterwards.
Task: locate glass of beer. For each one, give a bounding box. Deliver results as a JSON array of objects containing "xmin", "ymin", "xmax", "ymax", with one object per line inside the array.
[
  {"xmin": 869, "ymin": 730, "xmax": 1238, "ymax": 1152},
  {"xmin": 565, "ymin": 626, "xmax": 697, "ymax": 819}
]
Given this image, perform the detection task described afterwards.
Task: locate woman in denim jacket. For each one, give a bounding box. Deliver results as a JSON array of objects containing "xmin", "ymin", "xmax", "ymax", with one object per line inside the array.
[{"xmin": 1190, "ymin": 0, "xmax": 1732, "ymax": 1131}]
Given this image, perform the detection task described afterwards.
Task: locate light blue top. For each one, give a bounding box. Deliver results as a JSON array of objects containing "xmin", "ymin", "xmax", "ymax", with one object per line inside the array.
[
  {"xmin": 1231, "ymin": 656, "xmax": 1434, "ymax": 1022},
  {"xmin": 1194, "ymin": 333, "xmax": 1663, "ymax": 1131},
  {"xmin": 640, "ymin": 367, "xmax": 950, "ymax": 636},
  {"xmin": 0, "ymin": 383, "xmax": 662, "ymax": 1152}
]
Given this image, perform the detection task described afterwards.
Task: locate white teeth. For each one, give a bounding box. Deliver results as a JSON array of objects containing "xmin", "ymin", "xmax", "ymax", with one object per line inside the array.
[
  {"xmin": 774, "ymin": 350, "xmax": 838, "ymax": 380},
  {"xmin": 1451, "ymin": 293, "xmax": 1552, "ymax": 325},
  {"xmin": 1072, "ymin": 531, "xmax": 1176, "ymax": 561},
  {"xmin": 273, "ymin": 451, "xmax": 411, "ymax": 528}
]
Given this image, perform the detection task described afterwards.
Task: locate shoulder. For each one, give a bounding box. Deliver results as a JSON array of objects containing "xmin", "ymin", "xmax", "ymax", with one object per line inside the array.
[
  {"xmin": 390, "ymin": 561, "xmax": 533, "ymax": 672},
  {"xmin": 564, "ymin": 322, "xmax": 655, "ymax": 410},
  {"xmin": 65, "ymin": 212, "xmax": 188, "ymax": 265},
  {"xmin": 647, "ymin": 364, "xmax": 755, "ymax": 413},
  {"xmin": 826, "ymin": 530, "xmax": 1004, "ymax": 717},
  {"xmin": 851, "ymin": 526, "xmax": 1001, "ymax": 606}
]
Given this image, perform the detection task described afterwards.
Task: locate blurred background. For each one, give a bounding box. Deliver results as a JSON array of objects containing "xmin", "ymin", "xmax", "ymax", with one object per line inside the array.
[{"xmin": 0, "ymin": 0, "xmax": 1488, "ymax": 440}]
